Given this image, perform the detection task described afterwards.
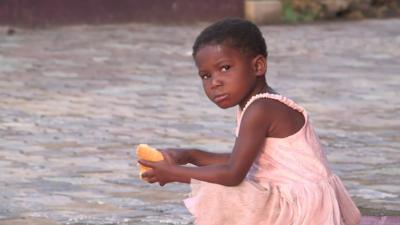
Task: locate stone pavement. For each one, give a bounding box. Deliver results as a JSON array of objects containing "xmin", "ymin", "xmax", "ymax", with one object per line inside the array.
[
  {"xmin": 361, "ymin": 216, "xmax": 400, "ymax": 225},
  {"xmin": 0, "ymin": 19, "xmax": 400, "ymax": 224}
]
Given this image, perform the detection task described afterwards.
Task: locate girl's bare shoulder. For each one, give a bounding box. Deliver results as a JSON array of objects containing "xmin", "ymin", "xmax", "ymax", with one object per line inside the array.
[{"xmin": 244, "ymin": 98, "xmax": 305, "ymax": 138}]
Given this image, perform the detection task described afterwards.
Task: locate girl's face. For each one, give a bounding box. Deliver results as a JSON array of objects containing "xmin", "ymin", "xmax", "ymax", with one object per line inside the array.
[{"xmin": 194, "ymin": 43, "xmax": 264, "ymax": 109}]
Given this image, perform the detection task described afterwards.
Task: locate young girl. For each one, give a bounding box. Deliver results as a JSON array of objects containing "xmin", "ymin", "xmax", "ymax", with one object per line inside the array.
[{"xmin": 139, "ymin": 18, "xmax": 361, "ymax": 225}]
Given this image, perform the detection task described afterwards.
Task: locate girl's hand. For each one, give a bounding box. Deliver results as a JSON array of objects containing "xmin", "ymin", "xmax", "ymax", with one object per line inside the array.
[
  {"xmin": 139, "ymin": 159, "xmax": 176, "ymax": 186},
  {"xmin": 160, "ymin": 148, "xmax": 190, "ymax": 165}
]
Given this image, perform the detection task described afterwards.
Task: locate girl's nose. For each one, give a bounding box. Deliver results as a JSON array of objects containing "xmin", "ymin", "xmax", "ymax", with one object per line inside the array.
[{"xmin": 211, "ymin": 74, "xmax": 223, "ymax": 88}]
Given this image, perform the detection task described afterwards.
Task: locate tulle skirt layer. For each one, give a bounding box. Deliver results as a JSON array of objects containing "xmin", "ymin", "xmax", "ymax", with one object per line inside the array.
[{"xmin": 184, "ymin": 175, "xmax": 361, "ymax": 225}]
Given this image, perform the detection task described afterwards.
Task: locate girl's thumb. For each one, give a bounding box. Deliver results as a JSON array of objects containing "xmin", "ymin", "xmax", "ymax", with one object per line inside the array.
[{"xmin": 138, "ymin": 160, "xmax": 154, "ymax": 168}]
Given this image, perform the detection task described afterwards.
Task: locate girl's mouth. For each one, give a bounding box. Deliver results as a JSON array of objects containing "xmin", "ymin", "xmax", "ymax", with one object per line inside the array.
[{"xmin": 214, "ymin": 94, "xmax": 229, "ymax": 103}]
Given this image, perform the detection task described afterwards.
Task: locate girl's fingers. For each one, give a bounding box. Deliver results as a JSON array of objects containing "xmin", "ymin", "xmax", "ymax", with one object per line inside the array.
[
  {"xmin": 142, "ymin": 172, "xmax": 157, "ymax": 183},
  {"xmin": 147, "ymin": 177, "xmax": 158, "ymax": 183},
  {"xmin": 138, "ymin": 160, "xmax": 155, "ymax": 168},
  {"xmin": 161, "ymin": 151, "xmax": 175, "ymax": 165},
  {"xmin": 141, "ymin": 169, "xmax": 155, "ymax": 178}
]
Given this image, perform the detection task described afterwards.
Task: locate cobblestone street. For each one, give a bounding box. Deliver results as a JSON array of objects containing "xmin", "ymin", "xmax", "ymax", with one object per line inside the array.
[{"xmin": 0, "ymin": 19, "xmax": 400, "ymax": 224}]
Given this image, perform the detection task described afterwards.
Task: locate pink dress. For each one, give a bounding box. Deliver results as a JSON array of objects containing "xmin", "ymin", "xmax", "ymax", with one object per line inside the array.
[{"xmin": 184, "ymin": 93, "xmax": 361, "ymax": 225}]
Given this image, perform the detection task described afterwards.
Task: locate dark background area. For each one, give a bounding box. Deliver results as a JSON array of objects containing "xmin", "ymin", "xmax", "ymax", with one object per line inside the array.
[{"xmin": 0, "ymin": 0, "xmax": 243, "ymax": 27}]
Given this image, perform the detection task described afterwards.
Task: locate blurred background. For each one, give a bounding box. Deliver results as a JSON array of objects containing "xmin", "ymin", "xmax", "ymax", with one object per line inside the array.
[
  {"xmin": 0, "ymin": 1, "xmax": 399, "ymax": 225},
  {"xmin": 1, "ymin": 0, "xmax": 400, "ymax": 26}
]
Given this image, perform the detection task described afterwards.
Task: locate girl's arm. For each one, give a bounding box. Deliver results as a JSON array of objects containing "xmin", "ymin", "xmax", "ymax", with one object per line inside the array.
[
  {"xmin": 179, "ymin": 149, "xmax": 231, "ymax": 166},
  {"xmin": 140, "ymin": 99, "xmax": 272, "ymax": 186},
  {"xmin": 164, "ymin": 148, "xmax": 230, "ymax": 166}
]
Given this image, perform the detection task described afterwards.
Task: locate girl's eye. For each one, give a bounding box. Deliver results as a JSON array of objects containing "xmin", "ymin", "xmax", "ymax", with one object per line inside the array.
[
  {"xmin": 221, "ymin": 65, "xmax": 231, "ymax": 72},
  {"xmin": 200, "ymin": 74, "xmax": 211, "ymax": 80}
]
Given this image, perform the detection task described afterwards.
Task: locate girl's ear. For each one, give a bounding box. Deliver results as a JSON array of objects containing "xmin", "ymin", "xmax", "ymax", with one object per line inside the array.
[{"xmin": 252, "ymin": 55, "xmax": 267, "ymax": 77}]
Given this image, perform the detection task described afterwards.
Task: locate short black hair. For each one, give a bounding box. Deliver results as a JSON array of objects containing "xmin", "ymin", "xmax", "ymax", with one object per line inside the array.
[{"xmin": 192, "ymin": 18, "xmax": 268, "ymax": 58}]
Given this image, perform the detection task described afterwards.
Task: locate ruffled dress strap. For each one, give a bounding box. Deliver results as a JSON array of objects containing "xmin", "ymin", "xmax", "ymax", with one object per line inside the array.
[{"xmin": 235, "ymin": 93, "xmax": 307, "ymax": 137}]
